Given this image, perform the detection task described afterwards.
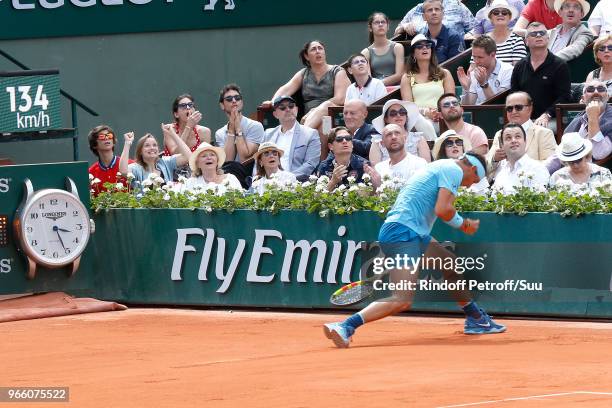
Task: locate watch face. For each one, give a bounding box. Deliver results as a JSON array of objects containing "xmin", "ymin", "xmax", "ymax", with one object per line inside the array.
[{"xmin": 18, "ymin": 189, "xmax": 90, "ymax": 267}]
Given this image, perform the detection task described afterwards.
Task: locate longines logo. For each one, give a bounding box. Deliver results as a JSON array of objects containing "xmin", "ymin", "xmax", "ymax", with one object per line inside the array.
[
  {"xmin": 42, "ymin": 211, "xmax": 66, "ymax": 221},
  {"xmin": 0, "ymin": 178, "xmax": 9, "ymax": 193},
  {"xmin": 0, "ymin": 259, "xmax": 11, "ymax": 274}
]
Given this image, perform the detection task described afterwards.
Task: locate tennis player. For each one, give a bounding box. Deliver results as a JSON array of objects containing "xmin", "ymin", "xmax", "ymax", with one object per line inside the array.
[{"xmin": 324, "ymin": 149, "xmax": 506, "ymax": 348}]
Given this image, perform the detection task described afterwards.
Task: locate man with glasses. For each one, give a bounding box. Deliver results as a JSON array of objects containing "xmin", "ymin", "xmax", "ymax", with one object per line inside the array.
[
  {"xmin": 457, "ymin": 36, "xmax": 513, "ymax": 105},
  {"xmin": 437, "ymin": 93, "xmax": 489, "ymax": 155},
  {"xmin": 421, "ymin": 0, "xmax": 463, "ymax": 62},
  {"xmin": 342, "ymin": 99, "xmax": 379, "ymax": 159},
  {"xmin": 88, "ymin": 125, "xmax": 133, "ymax": 195},
  {"xmin": 511, "ymin": 22, "xmax": 571, "ymax": 131},
  {"xmin": 262, "ymin": 95, "xmax": 321, "ymax": 182},
  {"xmin": 345, "ymin": 54, "xmax": 387, "ymax": 106},
  {"xmin": 487, "ymin": 91, "xmax": 557, "ymax": 172},
  {"xmin": 555, "ymin": 80, "xmax": 612, "ymax": 169},
  {"xmin": 316, "ymin": 127, "xmax": 366, "ymax": 191},
  {"xmin": 548, "ymin": 0, "xmax": 593, "ymax": 61},
  {"xmin": 491, "ymin": 123, "xmax": 550, "ymax": 193},
  {"xmin": 215, "ymin": 83, "xmax": 264, "ymax": 164}
]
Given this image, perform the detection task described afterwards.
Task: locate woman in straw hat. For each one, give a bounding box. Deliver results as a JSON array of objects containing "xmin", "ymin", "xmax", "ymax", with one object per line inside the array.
[
  {"xmin": 433, "ymin": 129, "xmax": 490, "ymax": 193},
  {"xmin": 181, "ymin": 142, "xmax": 243, "ymax": 194},
  {"xmin": 550, "ymin": 132, "xmax": 611, "ymax": 188},
  {"xmin": 250, "ymin": 142, "xmax": 297, "ymax": 195}
]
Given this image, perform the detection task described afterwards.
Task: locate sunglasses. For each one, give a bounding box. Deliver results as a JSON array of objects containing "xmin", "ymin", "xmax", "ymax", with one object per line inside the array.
[
  {"xmin": 334, "ymin": 135, "xmax": 353, "ymax": 143},
  {"xmin": 262, "ymin": 150, "xmax": 280, "ymax": 157},
  {"xmin": 527, "ymin": 30, "xmax": 547, "ymax": 38},
  {"xmin": 97, "ymin": 132, "xmax": 114, "ymax": 141},
  {"xmin": 441, "ymin": 100, "xmax": 460, "ymax": 108},
  {"xmin": 585, "ymin": 85, "xmax": 608, "ymax": 93},
  {"xmin": 387, "ymin": 108, "xmax": 408, "ymax": 117},
  {"xmin": 223, "ymin": 95, "xmax": 243, "ymax": 102},
  {"xmin": 490, "ymin": 9, "xmax": 510, "ymax": 16},
  {"xmin": 444, "ymin": 139, "xmax": 464, "ymax": 148},
  {"xmin": 414, "ymin": 43, "xmax": 433, "ymax": 50},
  {"xmin": 276, "ymin": 103, "xmax": 296, "ymax": 111},
  {"xmin": 597, "ymin": 44, "xmax": 612, "ymax": 52},
  {"xmin": 177, "ymin": 102, "xmax": 194, "ymax": 110},
  {"xmin": 505, "ymin": 104, "xmax": 529, "ymax": 113},
  {"xmin": 351, "ymin": 58, "xmax": 368, "ymax": 66}
]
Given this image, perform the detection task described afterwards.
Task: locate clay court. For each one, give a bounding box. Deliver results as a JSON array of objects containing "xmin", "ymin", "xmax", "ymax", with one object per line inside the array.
[{"xmin": 2, "ymin": 309, "xmax": 612, "ymax": 407}]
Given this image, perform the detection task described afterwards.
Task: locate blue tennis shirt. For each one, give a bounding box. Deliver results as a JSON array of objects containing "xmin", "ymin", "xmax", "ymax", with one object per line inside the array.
[{"xmin": 384, "ymin": 159, "xmax": 463, "ymax": 237}]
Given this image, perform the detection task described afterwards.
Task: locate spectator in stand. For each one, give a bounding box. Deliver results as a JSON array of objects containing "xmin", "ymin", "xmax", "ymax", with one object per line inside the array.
[
  {"xmin": 216, "ymin": 84, "xmax": 264, "ymax": 187},
  {"xmin": 472, "ymin": 0, "xmax": 525, "ymax": 37},
  {"xmin": 586, "ymin": 34, "xmax": 612, "ymax": 95},
  {"xmin": 437, "ymin": 93, "xmax": 489, "ymax": 155},
  {"xmin": 162, "ymin": 94, "xmax": 212, "ymax": 180},
  {"xmin": 364, "ymin": 124, "xmax": 428, "ymax": 190},
  {"xmin": 487, "ymin": 91, "xmax": 558, "ymax": 172},
  {"xmin": 457, "ymin": 36, "xmax": 513, "ymax": 105},
  {"xmin": 511, "ymin": 22, "xmax": 571, "ymax": 130},
  {"xmin": 550, "ymin": 132, "xmax": 612, "ymax": 188},
  {"xmin": 342, "ymin": 99, "xmax": 379, "ymax": 159},
  {"xmin": 263, "ymin": 95, "xmax": 321, "ymax": 182},
  {"xmin": 362, "ymin": 12, "xmax": 405, "ymax": 86},
  {"xmin": 88, "ymin": 125, "xmax": 132, "ymax": 195},
  {"xmin": 491, "ymin": 123, "xmax": 550, "ymax": 193},
  {"xmin": 180, "ymin": 143, "xmax": 243, "ymax": 194},
  {"xmin": 550, "ymin": 80, "xmax": 612, "ymax": 171},
  {"xmin": 421, "ymin": 0, "xmax": 463, "ymax": 62},
  {"xmin": 432, "ymin": 129, "xmax": 490, "ymax": 193},
  {"xmin": 250, "ymin": 142, "xmax": 297, "ymax": 195},
  {"xmin": 588, "ymin": 0, "xmax": 612, "ymax": 37},
  {"xmin": 484, "ymin": 0, "xmax": 527, "ymax": 65},
  {"xmin": 514, "ymin": 0, "xmax": 562, "ymax": 36},
  {"xmin": 316, "ymin": 127, "xmax": 367, "ymax": 191},
  {"xmin": 119, "ymin": 125, "xmax": 192, "ymax": 187},
  {"xmin": 548, "ymin": 0, "xmax": 594, "ymax": 62},
  {"xmin": 394, "ymin": 0, "xmax": 476, "ymax": 41},
  {"xmin": 344, "ymin": 54, "xmax": 387, "ymax": 106},
  {"xmin": 401, "ymin": 34, "xmax": 455, "ymax": 121},
  {"xmin": 267, "ymin": 40, "xmax": 351, "ymax": 158},
  {"xmin": 370, "ymin": 99, "xmax": 434, "ymax": 164}
]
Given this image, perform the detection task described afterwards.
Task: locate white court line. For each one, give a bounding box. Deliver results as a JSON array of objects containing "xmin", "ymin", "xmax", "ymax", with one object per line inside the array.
[{"xmin": 436, "ymin": 391, "xmax": 612, "ymax": 408}]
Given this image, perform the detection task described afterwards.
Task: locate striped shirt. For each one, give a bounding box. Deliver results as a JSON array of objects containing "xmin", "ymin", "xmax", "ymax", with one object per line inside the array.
[{"xmin": 493, "ymin": 33, "xmax": 527, "ymax": 65}]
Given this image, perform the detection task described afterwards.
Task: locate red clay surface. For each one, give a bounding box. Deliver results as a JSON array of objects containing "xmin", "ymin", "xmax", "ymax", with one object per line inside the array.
[{"xmin": 1, "ymin": 309, "xmax": 612, "ymax": 408}]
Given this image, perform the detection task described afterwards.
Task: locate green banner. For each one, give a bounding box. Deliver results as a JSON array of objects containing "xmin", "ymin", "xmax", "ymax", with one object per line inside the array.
[
  {"xmin": 0, "ymin": 1, "xmax": 410, "ymax": 41},
  {"xmin": 0, "ymin": 71, "xmax": 61, "ymax": 133}
]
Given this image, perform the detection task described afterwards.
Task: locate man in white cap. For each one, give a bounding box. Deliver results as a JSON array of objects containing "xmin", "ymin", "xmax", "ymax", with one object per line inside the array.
[
  {"xmin": 263, "ymin": 95, "xmax": 321, "ymax": 182},
  {"xmin": 550, "ymin": 132, "xmax": 612, "ymax": 188},
  {"xmin": 548, "ymin": 0, "xmax": 594, "ymax": 61},
  {"xmin": 491, "ymin": 123, "xmax": 550, "ymax": 194}
]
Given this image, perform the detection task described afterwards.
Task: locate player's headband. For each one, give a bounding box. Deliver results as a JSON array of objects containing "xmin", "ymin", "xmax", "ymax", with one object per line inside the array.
[{"xmin": 461, "ymin": 154, "xmax": 486, "ymax": 180}]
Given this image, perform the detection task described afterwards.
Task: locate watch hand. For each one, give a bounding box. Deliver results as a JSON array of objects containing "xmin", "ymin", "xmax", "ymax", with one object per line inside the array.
[
  {"xmin": 55, "ymin": 230, "xmax": 67, "ymax": 251},
  {"xmin": 57, "ymin": 227, "xmax": 71, "ymax": 233}
]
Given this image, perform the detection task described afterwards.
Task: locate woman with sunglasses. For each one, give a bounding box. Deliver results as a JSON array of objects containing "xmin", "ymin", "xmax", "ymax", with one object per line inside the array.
[
  {"xmin": 485, "ymin": 0, "xmax": 526, "ymax": 65},
  {"xmin": 119, "ymin": 124, "xmax": 192, "ymax": 188},
  {"xmin": 586, "ymin": 35, "xmax": 612, "ymax": 96},
  {"xmin": 432, "ymin": 130, "xmax": 490, "ymax": 193},
  {"xmin": 370, "ymin": 99, "xmax": 433, "ymax": 165},
  {"xmin": 473, "ymin": 0, "xmax": 525, "ymax": 37},
  {"xmin": 400, "ymin": 34, "xmax": 455, "ymax": 121},
  {"xmin": 550, "ymin": 132, "xmax": 612, "ymax": 189},
  {"xmin": 250, "ymin": 142, "xmax": 297, "ymax": 195},
  {"xmin": 361, "ymin": 12, "xmax": 405, "ymax": 86},
  {"xmin": 266, "ymin": 40, "xmax": 351, "ymax": 149},
  {"xmin": 162, "ymin": 94, "xmax": 212, "ymax": 180}
]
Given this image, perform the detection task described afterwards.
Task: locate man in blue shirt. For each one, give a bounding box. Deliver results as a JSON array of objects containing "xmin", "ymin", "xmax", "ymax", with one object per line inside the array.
[
  {"xmin": 324, "ymin": 153, "xmax": 507, "ymax": 348},
  {"xmin": 422, "ymin": 0, "xmax": 463, "ymax": 62}
]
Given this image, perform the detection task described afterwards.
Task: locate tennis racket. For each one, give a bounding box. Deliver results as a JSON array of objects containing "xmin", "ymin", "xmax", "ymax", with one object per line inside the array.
[{"xmin": 329, "ymin": 270, "xmax": 391, "ymax": 306}]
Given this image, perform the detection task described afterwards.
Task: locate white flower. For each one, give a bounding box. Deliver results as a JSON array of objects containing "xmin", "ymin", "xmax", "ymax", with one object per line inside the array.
[
  {"xmin": 301, "ymin": 181, "xmax": 312, "ymax": 188},
  {"xmin": 161, "ymin": 184, "xmax": 171, "ymax": 191},
  {"xmin": 319, "ymin": 209, "xmax": 330, "ymax": 217},
  {"xmin": 349, "ymin": 185, "xmax": 359, "ymax": 192},
  {"xmin": 116, "ymin": 172, "xmax": 122, "ymax": 177},
  {"xmin": 177, "ymin": 175, "xmax": 187, "ymax": 183},
  {"xmin": 88, "ymin": 174, "xmax": 94, "ymax": 181},
  {"xmin": 315, "ymin": 184, "xmax": 326, "ymax": 193},
  {"xmin": 89, "ymin": 189, "xmax": 94, "ymax": 194},
  {"xmin": 142, "ymin": 187, "xmax": 150, "ymax": 193},
  {"xmin": 317, "ymin": 175, "xmax": 330, "ymax": 185},
  {"xmin": 142, "ymin": 179, "xmax": 153, "ymax": 187},
  {"xmin": 163, "ymin": 193, "xmax": 171, "ymax": 201},
  {"xmin": 115, "ymin": 182, "xmax": 124, "ymax": 190},
  {"xmin": 309, "ymin": 175, "xmax": 318, "ymax": 182},
  {"xmin": 357, "ymin": 183, "xmax": 366, "ymax": 189},
  {"xmin": 154, "ymin": 176, "xmax": 164, "ymax": 185},
  {"xmin": 347, "ymin": 176, "xmax": 356, "ymax": 184},
  {"xmin": 204, "ymin": 206, "xmax": 213, "ymax": 213},
  {"xmin": 126, "ymin": 172, "xmax": 135, "ymax": 180},
  {"xmin": 92, "ymin": 178, "xmax": 101, "ymax": 185},
  {"xmin": 380, "ymin": 193, "xmax": 387, "ymax": 199},
  {"xmin": 338, "ymin": 184, "xmax": 347, "ymax": 191},
  {"xmin": 136, "ymin": 193, "xmax": 143, "ymax": 199},
  {"xmin": 148, "ymin": 173, "xmax": 157, "ymax": 180},
  {"xmin": 362, "ymin": 173, "xmax": 371, "ymax": 182}
]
